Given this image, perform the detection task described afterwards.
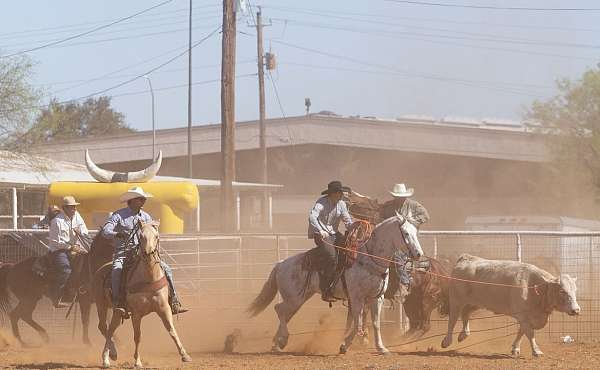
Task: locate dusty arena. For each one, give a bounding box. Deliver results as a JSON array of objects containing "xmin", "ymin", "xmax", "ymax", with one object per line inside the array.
[{"xmin": 0, "ymin": 232, "xmax": 596, "ymax": 369}]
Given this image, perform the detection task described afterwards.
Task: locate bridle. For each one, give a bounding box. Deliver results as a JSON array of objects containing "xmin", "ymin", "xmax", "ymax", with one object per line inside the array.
[
  {"xmin": 362, "ymin": 216, "xmax": 410, "ymax": 272},
  {"xmin": 137, "ymin": 225, "xmax": 161, "ymax": 266}
]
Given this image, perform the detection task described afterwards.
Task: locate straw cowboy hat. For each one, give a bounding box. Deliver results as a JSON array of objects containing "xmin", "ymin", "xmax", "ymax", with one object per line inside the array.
[
  {"xmin": 62, "ymin": 196, "xmax": 80, "ymax": 206},
  {"xmin": 389, "ymin": 183, "xmax": 414, "ymax": 198},
  {"xmin": 321, "ymin": 180, "xmax": 351, "ymax": 195},
  {"xmin": 119, "ymin": 186, "xmax": 153, "ymax": 202}
]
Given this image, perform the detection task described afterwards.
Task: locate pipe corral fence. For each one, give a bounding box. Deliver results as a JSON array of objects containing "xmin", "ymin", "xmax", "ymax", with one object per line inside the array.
[{"xmin": 0, "ymin": 230, "xmax": 598, "ymax": 342}]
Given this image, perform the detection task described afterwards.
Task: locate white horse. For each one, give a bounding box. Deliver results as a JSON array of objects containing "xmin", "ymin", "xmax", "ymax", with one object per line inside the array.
[{"xmin": 248, "ymin": 214, "xmax": 423, "ymax": 355}]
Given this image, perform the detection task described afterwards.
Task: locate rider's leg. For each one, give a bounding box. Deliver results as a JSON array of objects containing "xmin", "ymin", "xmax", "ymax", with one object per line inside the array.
[
  {"xmin": 111, "ymin": 246, "xmax": 126, "ymax": 311},
  {"xmin": 315, "ymin": 233, "xmax": 337, "ymax": 302},
  {"xmin": 159, "ymin": 261, "xmax": 188, "ymax": 314},
  {"xmin": 394, "ymin": 251, "xmax": 411, "ymax": 302},
  {"xmin": 51, "ymin": 250, "xmax": 71, "ymax": 307}
]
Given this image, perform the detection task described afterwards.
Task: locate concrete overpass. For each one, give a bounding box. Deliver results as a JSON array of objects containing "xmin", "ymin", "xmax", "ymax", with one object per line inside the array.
[{"xmin": 34, "ymin": 114, "xmax": 548, "ymax": 165}]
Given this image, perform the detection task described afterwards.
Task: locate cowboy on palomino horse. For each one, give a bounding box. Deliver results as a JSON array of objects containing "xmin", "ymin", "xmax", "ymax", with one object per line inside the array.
[
  {"xmin": 380, "ymin": 183, "xmax": 430, "ymax": 302},
  {"xmin": 308, "ymin": 180, "xmax": 354, "ymax": 302},
  {"xmin": 102, "ymin": 186, "xmax": 187, "ymax": 316},
  {"xmin": 48, "ymin": 195, "xmax": 89, "ymax": 308}
]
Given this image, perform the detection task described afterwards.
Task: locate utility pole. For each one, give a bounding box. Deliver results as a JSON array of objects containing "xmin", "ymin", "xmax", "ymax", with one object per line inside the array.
[
  {"xmin": 221, "ymin": 0, "xmax": 237, "ymax": 232},
  {"xmin": 256, "ymin": 8, "xmax": 269, "ymax": 229},
  {"xmin": 187, "ymin": 0, "xmax": 193, "ymax": 178}
]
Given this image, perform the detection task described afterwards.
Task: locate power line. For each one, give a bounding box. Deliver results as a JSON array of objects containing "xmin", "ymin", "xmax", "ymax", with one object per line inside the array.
[
  {"xmin": 386, "ymin": 0, "xmax": 600, "ymax": 11},
  {"xmin": 0, "ymin": 0, "xmax": 175, "ymax": 58},
  {"xmin": 37, "ymin": 59, "xmax": 255, "ymax": 87},
  {"xmin": 109, "ymin": 73, "xmax": 257, "ymax": 98},
  {"xmin": 267, "ymin": 70, "xmax": 286, "ymax": 118},
  {"xmin": 271, "ymin": 40, "xmax": 546, "ymax": 98},
  {"xmin": 270, "ymin": 18, "xmax": 600, "ymax": 51},
  {"xmin": 0, "ymin": 4, "xmax": 221, "ymax": 40},
  {"xmin": 264, "ymin": 4, "xmax": 600, "ymax": 33},
  {"xmin": 60, "ymin": 26, "xmax": 221, "ymax": 104},
  {"xmin": 0, "ymin": 14, "xmax": 220, "ymax": 48}
]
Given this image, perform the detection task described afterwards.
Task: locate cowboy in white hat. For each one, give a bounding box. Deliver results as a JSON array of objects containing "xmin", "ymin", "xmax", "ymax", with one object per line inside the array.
[
  {"xmin": 308, "ymin": 180, "xmax": 354, "ymax": 302},
  {"xmin": 48, "ymin": 195, "xmax": 89, "ymax": 308},
  {"xmin": 102, "ymin": 186, "xmax": 187, "ymax": 316},
  {"xmin": 380, "ymin": 184, "xmax": 430, "ymax": 302}
]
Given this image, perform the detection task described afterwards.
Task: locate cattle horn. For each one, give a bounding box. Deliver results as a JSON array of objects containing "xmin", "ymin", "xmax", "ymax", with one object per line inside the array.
[{"xmin": 85, "ymin": 149, "xmax": 162, "ymax": 183}]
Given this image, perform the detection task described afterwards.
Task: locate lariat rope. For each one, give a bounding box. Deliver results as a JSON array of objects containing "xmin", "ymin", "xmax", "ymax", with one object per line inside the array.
[{"xmin": 320, "ymin": 224, "xmax": 544, "ymax": 292}]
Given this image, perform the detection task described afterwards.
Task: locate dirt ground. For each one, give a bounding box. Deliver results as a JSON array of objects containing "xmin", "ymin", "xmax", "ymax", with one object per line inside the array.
[{"xmin": 2, "ymin": 326, "xmax": 600, "ymax": 369}]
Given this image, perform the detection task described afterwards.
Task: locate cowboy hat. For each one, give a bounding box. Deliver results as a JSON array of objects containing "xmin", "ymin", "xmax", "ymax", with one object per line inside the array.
[
  {"xmin": 62, "ymin": 196, "xmax": 80, "ymax": 206},
  {"xmin": 389, "ymin": 183, "xmax": 414, "ymax": 197},
  {"xmin": 321, "ymin": 180, "xmax": 351, "ymax": 195},
  {"xmin": 119, "ymin": 186, "xmax": 153, "ymax": 202}
]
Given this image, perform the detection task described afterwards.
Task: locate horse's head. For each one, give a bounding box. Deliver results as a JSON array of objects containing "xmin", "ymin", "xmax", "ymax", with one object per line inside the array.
[
  {"xmin": 138, "ymin": 220, "xmax": 161, "ymax": 262},
  {"xmin": 377, "ymin": 212, "xmax": 423, "ymax": 259}
]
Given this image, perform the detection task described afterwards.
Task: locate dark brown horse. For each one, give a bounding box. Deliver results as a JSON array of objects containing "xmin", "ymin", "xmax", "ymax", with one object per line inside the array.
[
  {"xmin": 387, "ymin": 257, "xmax": 451, "ymax": 335},
  {"xmin": 0, "ymin": 251, "xmax": 93, "ymax": 346}
]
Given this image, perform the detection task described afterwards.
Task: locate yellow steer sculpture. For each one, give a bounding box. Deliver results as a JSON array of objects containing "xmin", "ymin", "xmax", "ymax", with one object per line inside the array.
[{"xmin": 48, "ymin": 182, "xmax": 198, "ymax": 234}]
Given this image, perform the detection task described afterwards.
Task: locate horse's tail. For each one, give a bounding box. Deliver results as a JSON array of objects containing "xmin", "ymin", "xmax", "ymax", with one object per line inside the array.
[
  {"xmin": 247, "ymin": 264, "xmax": 279, "ymax": 317},
  {"xmin": 0, "ymin": 263, "xmax": 13, "ymax": 322}
]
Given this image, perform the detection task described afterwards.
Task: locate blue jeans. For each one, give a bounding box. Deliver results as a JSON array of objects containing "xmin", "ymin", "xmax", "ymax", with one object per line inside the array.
[
  {"xmin": 393, "ymin": 251, "xmax": 412, "ymax": 288},
  {"xmin": 50, "ymin": 250, "xmax": 71, "ymax": 301},
  {"xmin": 111, "ymin": 245, "xmax": 178, "ymax": 304}
]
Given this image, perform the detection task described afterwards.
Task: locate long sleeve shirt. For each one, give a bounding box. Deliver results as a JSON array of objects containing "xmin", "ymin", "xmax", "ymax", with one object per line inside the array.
[
  {"xmin": 48, "ymin": 211, "xmax": 89, "ymax": 252},
  {"xmin": 308, "ymin": 196, "xmax": 353, "ymax": 238},
  {"xmin": 380, "ymin": 198, "xmax": 430, "ymax": 227},
  {"xmin": 102, "ymin": 207, "xmax": 153, "ymax": 248}
]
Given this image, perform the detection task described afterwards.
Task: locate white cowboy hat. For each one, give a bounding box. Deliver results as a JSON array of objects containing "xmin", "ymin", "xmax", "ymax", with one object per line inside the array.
[
  {"xmin": 62, "ymin": 195, "xmax": 80, "ymax": 206},
  {"xmin": 389, "ymin": 183, "xmax": 414, "ymax": 197},
  {"xmin": 119, "ymin": 186, "xmax": 153, "ymax": 202}
]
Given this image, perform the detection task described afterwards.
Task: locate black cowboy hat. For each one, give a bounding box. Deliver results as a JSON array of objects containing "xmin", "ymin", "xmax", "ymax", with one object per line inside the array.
[{"xmin": 321, "ymin": 180, "xmax": 351, "ymax": 195}]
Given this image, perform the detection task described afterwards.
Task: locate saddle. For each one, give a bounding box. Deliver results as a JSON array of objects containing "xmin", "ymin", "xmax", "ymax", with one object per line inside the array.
[{"xmin": 32, "ymin": 246, "xmax": 88, "ymax": 278}]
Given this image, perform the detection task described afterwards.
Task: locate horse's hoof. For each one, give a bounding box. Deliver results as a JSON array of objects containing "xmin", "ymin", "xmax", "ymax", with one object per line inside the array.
[
  {"xmin": 102, "ymin": 360, "xmax": 110, "ymax": 369},
  {"xmin": 182, "ymin": 354, "xmax": 193, "ymax": 362},
  {"xmin": 381, "ymin": 350, "xmax": 391, "ymax": 357},
  {"xmin": 339, "ymin": 344, "xmax": 347, "ymax": 355},
  {"xmin": 134, "ymin": 362, "xmax": 143, "ymax": 369},
  {"xmin": 458, "ymin": 332, "xmax": 469, "ymax": 342},
  {"xmin": 271, "ymin": 345, "xmax": 283, "ymax": 353},
  {"xmin": 441, "ymin": 337, "xmax": 451, "ymax": 349},
  {"xmin": 533, "ymin": 350, "xmax": 544, "ymax": 358},
  {"xmin": 511, "ymin": 347, "xmax": 520, "ymax": 357},
  {"xmin": 109, "ymin": 351, "xmax": 117, "ymax": 361}
]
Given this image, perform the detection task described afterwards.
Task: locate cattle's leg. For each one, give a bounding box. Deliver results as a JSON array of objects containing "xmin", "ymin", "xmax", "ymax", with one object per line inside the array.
[
  {"xmin": 272, "ymin": 298, "xmax": 302, "ymax": 352},
  {"xmin": 441, "ymin": 300, "xmax": 463, "ymax": 348},
  {"xmin": 458, "ymin": 305, "xmax": 476, "ymax": 342},
  {"xmin": 370, "ymin": 296, "xmax": 389, "ymax": 355},
  {"xmin": 511, "ymin": 326, "xmax": 525, "ymax": 357},
  {"xmin": 523, "ymin": 324, "xmax": 543, "ymax": 357},
  {"xmin": 340, "ymin": 300, "xmax": 364, "ymax": 354}
]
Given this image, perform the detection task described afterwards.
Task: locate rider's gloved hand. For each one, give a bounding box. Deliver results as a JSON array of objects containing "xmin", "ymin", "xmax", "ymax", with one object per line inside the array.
[
  {"xmin": 319, "ymin": 230, "xmax": 330, "ymax": 240},
  {"xmin": 116, "ymin": 230, "xmax": 129, "ymax": 240}
]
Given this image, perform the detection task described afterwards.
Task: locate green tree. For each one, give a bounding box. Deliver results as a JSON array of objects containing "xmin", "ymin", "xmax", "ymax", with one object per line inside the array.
[
  {"xmin": 23, "ymin": 96, "xmax": 134, "ymax": 145},
  {"xmin": 0, "ymin": 54, "xmax": 41, "ymax": 147},
  {"xmin": 527, "ymin": 64, "xmax": 600, "ymax": 194}
]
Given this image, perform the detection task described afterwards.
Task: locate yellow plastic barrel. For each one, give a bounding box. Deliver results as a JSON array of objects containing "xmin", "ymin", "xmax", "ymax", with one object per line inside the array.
[{"xmin": 48, "ymin": 182, "xmax": 199, "ymax": 234}]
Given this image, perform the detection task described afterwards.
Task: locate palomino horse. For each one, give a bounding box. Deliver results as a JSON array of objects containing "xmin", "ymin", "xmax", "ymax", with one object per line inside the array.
[
  {"xmin": 248, "ymin": 214, "xmax": 424, "ymax": 355},
  {"xmin": 95, "ymin": 221, "xmax": 191, "ymax": 368},
  {"xmin": 0, "ymin": 249, "xmax": 91, "ymax": 346}
]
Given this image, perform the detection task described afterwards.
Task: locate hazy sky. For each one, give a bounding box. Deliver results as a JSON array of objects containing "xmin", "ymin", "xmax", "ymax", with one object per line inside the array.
[{"xmin": 1, "ymin": 0, "xmax": 599, "ymax": 132}]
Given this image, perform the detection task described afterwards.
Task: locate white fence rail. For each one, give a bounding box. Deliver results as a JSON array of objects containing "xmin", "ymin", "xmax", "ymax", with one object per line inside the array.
[{"xmin": 1, "ymin": 230, "xmax": 599, "ymax": 341}]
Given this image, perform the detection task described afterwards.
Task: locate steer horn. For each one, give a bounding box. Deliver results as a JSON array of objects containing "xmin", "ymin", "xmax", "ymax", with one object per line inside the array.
[{"xmin": 85, "ymin": 149, "xmax": 162, "ymax": 183}]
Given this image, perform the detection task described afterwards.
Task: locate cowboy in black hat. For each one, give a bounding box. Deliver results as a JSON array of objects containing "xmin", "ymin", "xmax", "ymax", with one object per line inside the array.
[{"xmin": 308, "ymin": 181, "xmax": 354, "ymax": 302}]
